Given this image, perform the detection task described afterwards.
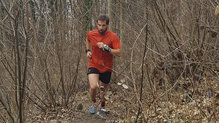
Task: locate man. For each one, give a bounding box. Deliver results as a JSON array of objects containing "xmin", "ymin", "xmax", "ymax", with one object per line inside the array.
[{"xmin": 86, "ymin": 15, "xmax": 121, "ymax": 117}]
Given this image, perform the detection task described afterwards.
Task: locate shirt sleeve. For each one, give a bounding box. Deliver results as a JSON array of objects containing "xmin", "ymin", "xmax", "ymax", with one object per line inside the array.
[{"xmin": 112, "ymin": 34, "xmax": 121, "ymax": 49}]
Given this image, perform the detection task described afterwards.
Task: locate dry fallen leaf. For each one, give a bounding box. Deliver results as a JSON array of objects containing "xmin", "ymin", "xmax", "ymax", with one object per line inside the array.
[
  {"xmin": 117, "ymin": 82, "xmax": 122, "ymax": 86},
  {"xmin": 122, "ymin": 84, "xmax": 128, "ymax": 89},
  {"xmin": 120, "ymin": 78, "xmax": 125, "ymax": 83}
]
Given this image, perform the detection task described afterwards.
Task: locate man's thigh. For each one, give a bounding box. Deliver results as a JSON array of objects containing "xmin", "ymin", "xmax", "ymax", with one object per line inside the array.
[{"xmin": 88, "ymin": 68, "xmax": 100, "ymax": 87}]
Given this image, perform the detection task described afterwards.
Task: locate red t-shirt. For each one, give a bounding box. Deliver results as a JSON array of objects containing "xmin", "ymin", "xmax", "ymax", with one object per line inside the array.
[{"xmin": 87, "ymin": 30, "xmax": 121, "ymax": 73}]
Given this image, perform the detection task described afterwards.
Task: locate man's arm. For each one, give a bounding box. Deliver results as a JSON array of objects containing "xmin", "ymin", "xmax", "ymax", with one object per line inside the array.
[
  {"xmin": 110, "ymin": 48, "xmax": 121, "ymax": 57},
  {"xmin": 86, "ymin": 39, "xmax": 91, "ymax": 50},
  {"xmin": 86, "ymin": 39, "xmax": 92, "ymax": 59},
  {"xmin": 97, "ymin": 42, "xmax": 121, "ymax": 57}
]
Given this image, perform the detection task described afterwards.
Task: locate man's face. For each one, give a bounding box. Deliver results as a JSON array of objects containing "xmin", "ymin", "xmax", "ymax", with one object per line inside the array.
[{"xmin": 97, "ymin": 20, "xmax": 108, "ymax": 35}]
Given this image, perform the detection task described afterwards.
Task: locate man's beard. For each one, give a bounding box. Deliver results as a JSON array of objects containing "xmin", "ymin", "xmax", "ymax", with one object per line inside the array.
[{"xmin": 98, "ymin": 28, "xmax": 107, "ymax": 35}]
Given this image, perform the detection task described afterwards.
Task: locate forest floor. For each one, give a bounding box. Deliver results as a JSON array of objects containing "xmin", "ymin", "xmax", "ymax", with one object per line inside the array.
[
  {"xmin": 27, "ymin": 83, "xmax": 125, "ymax": 123},
  {"xmin": 26, "ymin": 79, "xmax": 219, "ymax": 123}
]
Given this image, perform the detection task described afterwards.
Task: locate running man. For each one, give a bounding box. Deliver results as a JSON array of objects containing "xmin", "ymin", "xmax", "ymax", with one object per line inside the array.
[{"xmin": 85, "ymin": 15, "xmax": 121, "ymax": 116}]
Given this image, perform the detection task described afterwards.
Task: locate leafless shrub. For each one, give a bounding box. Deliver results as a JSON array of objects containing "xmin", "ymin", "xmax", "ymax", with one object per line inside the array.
[{"xmin": 0, "ymin": 0, "xmax": 218, "ymax": 122}]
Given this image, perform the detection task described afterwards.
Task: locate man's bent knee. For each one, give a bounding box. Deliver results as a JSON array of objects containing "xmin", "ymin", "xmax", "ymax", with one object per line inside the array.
[{"xmin": 90, "ymin": 84, "xmax": 97, "ymax": 90}]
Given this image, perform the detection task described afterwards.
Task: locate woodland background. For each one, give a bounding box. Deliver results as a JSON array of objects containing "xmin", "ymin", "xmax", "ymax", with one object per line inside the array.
[{"xmin": 0, "ymin": 0, "xmax": 219, "ymax": 122}]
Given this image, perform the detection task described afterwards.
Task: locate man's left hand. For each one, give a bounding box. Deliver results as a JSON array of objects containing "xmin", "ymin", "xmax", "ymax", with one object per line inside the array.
[
  {"xmin": 97, "ymin": 42, "xmax": 104, "ymax": 49},
  {"xmin": 97, "ymin": 42, "xmax": 111, "ymax": 52}
]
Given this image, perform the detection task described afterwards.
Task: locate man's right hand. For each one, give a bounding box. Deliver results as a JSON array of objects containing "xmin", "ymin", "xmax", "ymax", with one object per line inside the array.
[{"xmin": 87, "ymin": 51, "xmax": 92, "ymax": 59}]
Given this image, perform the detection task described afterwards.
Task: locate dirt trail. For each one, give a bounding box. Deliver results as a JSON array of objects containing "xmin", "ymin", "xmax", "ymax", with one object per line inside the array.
[
  {"xmin": 27, "ymin": 85, "xmax": 123, "ymax": 122},
  {"xmin": 41, "ymin": 90, "xmax": 120, "ymax": 123},
  {"xmin": 71, "ymin": 111, "xmax": 106, "ymax": 123}
]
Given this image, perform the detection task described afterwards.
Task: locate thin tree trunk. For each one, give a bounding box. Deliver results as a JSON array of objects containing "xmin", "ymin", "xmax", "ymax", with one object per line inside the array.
[
  {"xmin": 119, "ymin": 0, "xmax": 124, "ymax": 44},
  {"xmin": 107, "ymin": 0, "xmax": 113, "ymax": 30}
]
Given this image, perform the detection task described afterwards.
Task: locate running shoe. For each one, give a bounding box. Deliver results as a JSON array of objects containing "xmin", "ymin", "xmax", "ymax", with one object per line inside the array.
[
  {"xmin": 97, "ymin": 107, "xmax": 105, "ymax": 117},
  {"xmin": 89, "ymin": 104, "xmax": 96, "ymax": 114}
]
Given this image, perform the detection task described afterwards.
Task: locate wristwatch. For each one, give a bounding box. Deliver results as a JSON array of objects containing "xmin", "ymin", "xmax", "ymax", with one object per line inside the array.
[{"xmin": 85, "ymin": 49, "xmax": 91, "ymax": 53}]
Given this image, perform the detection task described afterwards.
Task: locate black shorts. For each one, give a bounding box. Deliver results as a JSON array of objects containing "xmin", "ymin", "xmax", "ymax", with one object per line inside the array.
[{"xmin": 87, "ymin": 67, "xmax": 112, "ymax": 84}]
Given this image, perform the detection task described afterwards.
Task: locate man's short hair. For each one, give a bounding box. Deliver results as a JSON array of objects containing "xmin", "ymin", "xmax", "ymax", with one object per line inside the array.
[{"xmin": 97, "ymin": 15, "xmax": 110, "ymax": 25}]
